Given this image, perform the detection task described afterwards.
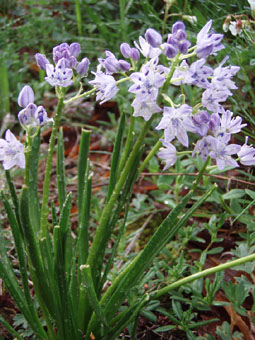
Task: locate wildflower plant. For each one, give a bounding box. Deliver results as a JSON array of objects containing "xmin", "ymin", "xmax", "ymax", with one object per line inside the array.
[{"xmin": 1, "ymin": 21, "xmax": 255, "ymax": 340}]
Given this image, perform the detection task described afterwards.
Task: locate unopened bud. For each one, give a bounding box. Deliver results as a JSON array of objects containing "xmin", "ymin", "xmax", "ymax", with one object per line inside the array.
[
  {"xmin": 35, "ymin": 53, "xmax": 50, "ymax": 71},
  {"xmin": 130, "ymin": 48, "xmax": 140, "ymax": 61},
  {"xmin": 172, "ymin": 21, "xmax": 185, "ymax": 34},
  {"xmin": 120, "ymin": 43, "xmax": 132, "ymax": 58},
  {"xmin": 69, "ymin": 42, "xmax": 81, "ymax": 57},
  {"xmin": 119, "ymin": 59, "xmax": 130, "ymax": 72},
  {"xmin": 164, "ymin": 44, "xmax": 178, "ymax": 58},
  {"xmin": 76, "ymin": 58, "xmax": 90, "ymax": 76},
  {"xmin": 145, "ymin": 28, "xmax": 162, "ymax": 48},
  {"xmin": 18, "ymin": 86, "xmax": 34, "ymax": 108}
]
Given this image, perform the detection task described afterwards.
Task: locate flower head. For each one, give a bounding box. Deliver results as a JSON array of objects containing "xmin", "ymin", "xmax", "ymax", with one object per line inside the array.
[
  {"xmin": 131, "ymin": 98, "xmax": 162, "ymax": 121},
  {"xmin": 156, "ymin": 104, "xmax": 193, "ymax": 147},
  {"xmin": 196, "ymin": 20, "xmax": 224, "ymax": 58},
  {"xmin": 45, "ymin": 58, "xmax": 73, "ymax": 87},
  {"xmin": 89, "ymin": 66, "xmax": 119, "ymax": 104},
  {"xmin": 158, "ymin": 140, "xmax": 177, "ymax": 170},
  {"xmin": 0, "ymin": 130, "xmax": 25, "ymax": 170}
]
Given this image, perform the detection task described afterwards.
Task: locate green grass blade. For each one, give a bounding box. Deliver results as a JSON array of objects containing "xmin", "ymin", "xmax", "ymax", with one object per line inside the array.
[
  {"xmin": 28, "ymin": 131, "xmax": 41, "ymax": 233},
  {"xmin": 78, "ymin": 129, "xmax": 91, "ymax": 225},
  {"xmin": 0, "ymin": 316, "xmax": 24, "ymax": 340},
  {"xmin": 59, "ymin": 192, "xmax": 72, "ymax": 235},
  {"xmin": 1, "ymin": 193, "xmax": 47, "ymax": 339},
  {"xmin": 0, "ymin": 58, "xmax": 10, "ymax": 119},
  {"xmin": 74, "ymin": 0, "xmax": 82, "ymax": 36},
  {"xmin": 80, "ymin": 265, "xmax": 109, "ymax": 331},
  {"xmin": 106, "ymin": 112, "xmax": 125, "ymax": 202},
  {"xmin": 103, "ymin": 295, "xmax": 149, "ymax": 340},
  {"xmin": 57, "ymin": 127, "xmax": 67, "ymax": 208},
  {"xmin": 5, "ymin": 171, "xmax": 22, "ymax": 236}
]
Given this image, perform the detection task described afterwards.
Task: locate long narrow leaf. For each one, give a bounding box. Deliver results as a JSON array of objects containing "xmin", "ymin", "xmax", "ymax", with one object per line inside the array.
[
  {"xmin": 28, "ymin": 131, "xmax": 41, "ymax": 233},
  {"xmin": 78, "ymin": 129, "xmax": 91, "ymax": 225},
  {"xmin": 57, "ymin": 127, "xmax": 67, "ymax": 208},
  {"xmin": 0, "ymin": 316, "xmax": 24, "ymax": 340},
  {"xmin": 80, "ymin": 265, "xmax": 109, "ymax": 330},
  {"xmin": 106, "ymin": 113, "xmax": 125, "ymax": 202},
  {"xmin": 1, "ymin": 193, "xmax": 47, "ymax": 339}
]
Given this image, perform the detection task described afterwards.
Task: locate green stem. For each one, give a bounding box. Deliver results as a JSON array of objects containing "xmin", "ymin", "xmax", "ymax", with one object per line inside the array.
[
  {"xmin": 117, "ymin": 115, "xmax": 135, "ymax": 176},
  {"xmin": 24, "ymin": 134, "xmax": 33, "ymax": 186},
  {"xmin": 138, "ymin": 137, "xmax": 162, "ymax": 175},
  {"xmin": 64, "ymin": 77, "xmax": 130, "ymax": 105},
  {"xmin": 40, "ymin": 96, "xmax": 65, "ymax": 238},
  {"xmin": 151, "ymin": 253, "xmax": 255, "ymax": 300}
]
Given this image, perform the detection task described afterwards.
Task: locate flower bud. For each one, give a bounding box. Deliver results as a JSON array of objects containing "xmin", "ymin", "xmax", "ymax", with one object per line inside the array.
[
  {"xmin": 69, "ymin": 42, "xmax": 81, "ymax": 57},
  {"xmin": 130, "ymin": 48, "xmax": 140, "ymax": 61},
  {"xmin": 172, "ymin": 21, "xmax": 185, "ymax": 34},
  {"xmin": 175, "ymin": 29, "xmax": 187, "ymax": 41},
  {"xmin": 69, "ymin": 56, "xmax": 77, "ymax": 68},
  {"xmin": 35, "ymin": 106, "xmax": 52, "ymax": 125},
  {"xmin": 76, "ymin": 58, "xmax": 90, "ymax": 76},
  {"xmin": 145, "ymin": 28, "xmax": 162, "ymax": 47},
  {"xmin": 18, "ymin": 86, "xmax": 34, "ymax": 108},
  {"xmin": 18, "ymin": 103, "xmax": 37, "ymax": 126},
  {"xmin": 178, "ymin": 40, "xmax": 191, "ymax": 54},
  {"xmin": 167, "ymin": 34, "xmax": 178, "ymax": 46},
  {"xmin": 119, "ymin": 59, "xmax": 130, "ymax": 72},
  {"xmin": 35, "ymin": 53, "xmax": 50, "ymax": 71},
  {"xmin": 164, "ymin": 44, "xmax": 178, "ymax": 58},
  {"xmin": 120, "ymin": 43, "xmax": 132, "ymax": 58}
]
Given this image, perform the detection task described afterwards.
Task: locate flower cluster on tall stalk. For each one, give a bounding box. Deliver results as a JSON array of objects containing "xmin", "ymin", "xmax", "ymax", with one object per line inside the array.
[{"xmin": 1, "ymin": 19, "xmax": 255, "ymax": 340}]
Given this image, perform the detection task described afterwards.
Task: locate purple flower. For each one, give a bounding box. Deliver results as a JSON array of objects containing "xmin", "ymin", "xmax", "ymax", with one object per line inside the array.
[
  {"xmin": 17, "ymin": 86, "xmax": 52, "ymax": 128},
  {"xmin": 128, "ymin": 58, "xmax": 165, "ymax": 101},
  {"xmin": 171, "ymin": 60, "xmax": 190, "ymax": 85},
  {"xmin": 185, "ymin": 59, "xmax": 213, "ymax": 88},
  {"xmin": 209, "ymin": 134, "xmax": 241, "ymax": 170},
  {"xmin": 172, "ymin": 21, "xmax": 186, "ymax": 34},
  {"xmin": 202, "ymin": 88, "xmax": 229, "ymax": 113},
  {"xmin": 238, "ymin": 138, "xmax": 255, "ymax": 166},
  {"xmin": 53, "ymin": 42, "xmax": 81, "ymax": 66},
  {"xmin": 0, "ymin": 130, "xmax": 25, "ymax": 170},
  {"xmin": 211, "ymin": 56, "xmax": 240, "ymax": 94},
  {"xmin": 134, "ymin": 36, "xmax": 161, "ymax": 58},
  {"xmin": 164, "ymin": 44, "xmax": 178, "ymax": 58},
  {"xmin": 130, "ymin": 48, "xmax": 140, "ymax": 61},
  {"xmin": 18, "ymin": 86, "xmax": 35, "ymax": 107},
  {"xmin": 145, "ymin": 28, "xmax": 162, "ymax": 48},
  {"xmin": 119, "ymin": 60, "xmax": 130, "ymax": 72},
  {"xmin": 188, "ymin": 110, "xmax": 211, "ymax": 136},
  {"xmin": 196, "ymin": 20, "xmax": 224, "ymax": 59},
  {"xmin": 98, "ymin": 51, "xmax": 120, "ymax": 74},
  {"xmin": 192, "ymin": 136, "xmax": 214, "ymax": 161},
  {"xmin": 89, "ymin": 66, "xmax": 119, "ymax": 104},
  {"xmin": 158, "ymin": 140, "xmax": 177, "ymax": 170},
  {"xmin": 131, "ymin": 98, "xmax": 162, "ymax": 121},
  {"xmin": 120, "ymin": 43, "xmax": 132, "ymax": 58},
  {"xmin": 155, "ymin": 104, "xmax": 193, "ymax": 147},
  {"xmin": 214, "ymin": 110, "xmax": 246, "ymax": 137},
  {"xmin": 76, "ymin": 57, "xmax": 90, "ymax": 76},
  {"xmin": 45, "ymin": 58, "xmax": 73, "ymax": 87},
  {"xmin": 35, "ymin": 53, "xmax": 50, "ymax": 71}
]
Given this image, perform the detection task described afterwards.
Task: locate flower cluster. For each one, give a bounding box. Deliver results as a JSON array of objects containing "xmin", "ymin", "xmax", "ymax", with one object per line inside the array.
[
  {"xmin": 17, "ymin": 86, "xmax": 52, "ymax": 128},
  {"xmin": 35, "ymin": 42, "xmax": 90, "ymax": 87},
  {"xmin": 1, "ymin": 20, "xmax": 255, "ymax": 173}
]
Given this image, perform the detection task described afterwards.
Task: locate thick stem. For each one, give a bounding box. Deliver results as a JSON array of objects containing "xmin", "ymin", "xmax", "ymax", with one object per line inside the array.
[
  {"xmin": 40, "ymin": 96, "xmax": 65, "ymax": 238},
  {"xmin": 151, "ymin": 253, "xmax": 255, "ymax": 300}
]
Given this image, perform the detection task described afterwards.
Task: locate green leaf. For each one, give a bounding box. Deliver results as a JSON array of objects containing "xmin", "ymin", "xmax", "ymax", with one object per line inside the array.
[
  {"xmin": 222, "ymin": 189, "xmax": 245, "ymax": 200},
  {"xmin": 57, "ymin": 127, "xmax": 67, "ymax": 209},
  {"xmin": 154, "ymin": 325, "xmax": 176, "ymax": 332}
]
